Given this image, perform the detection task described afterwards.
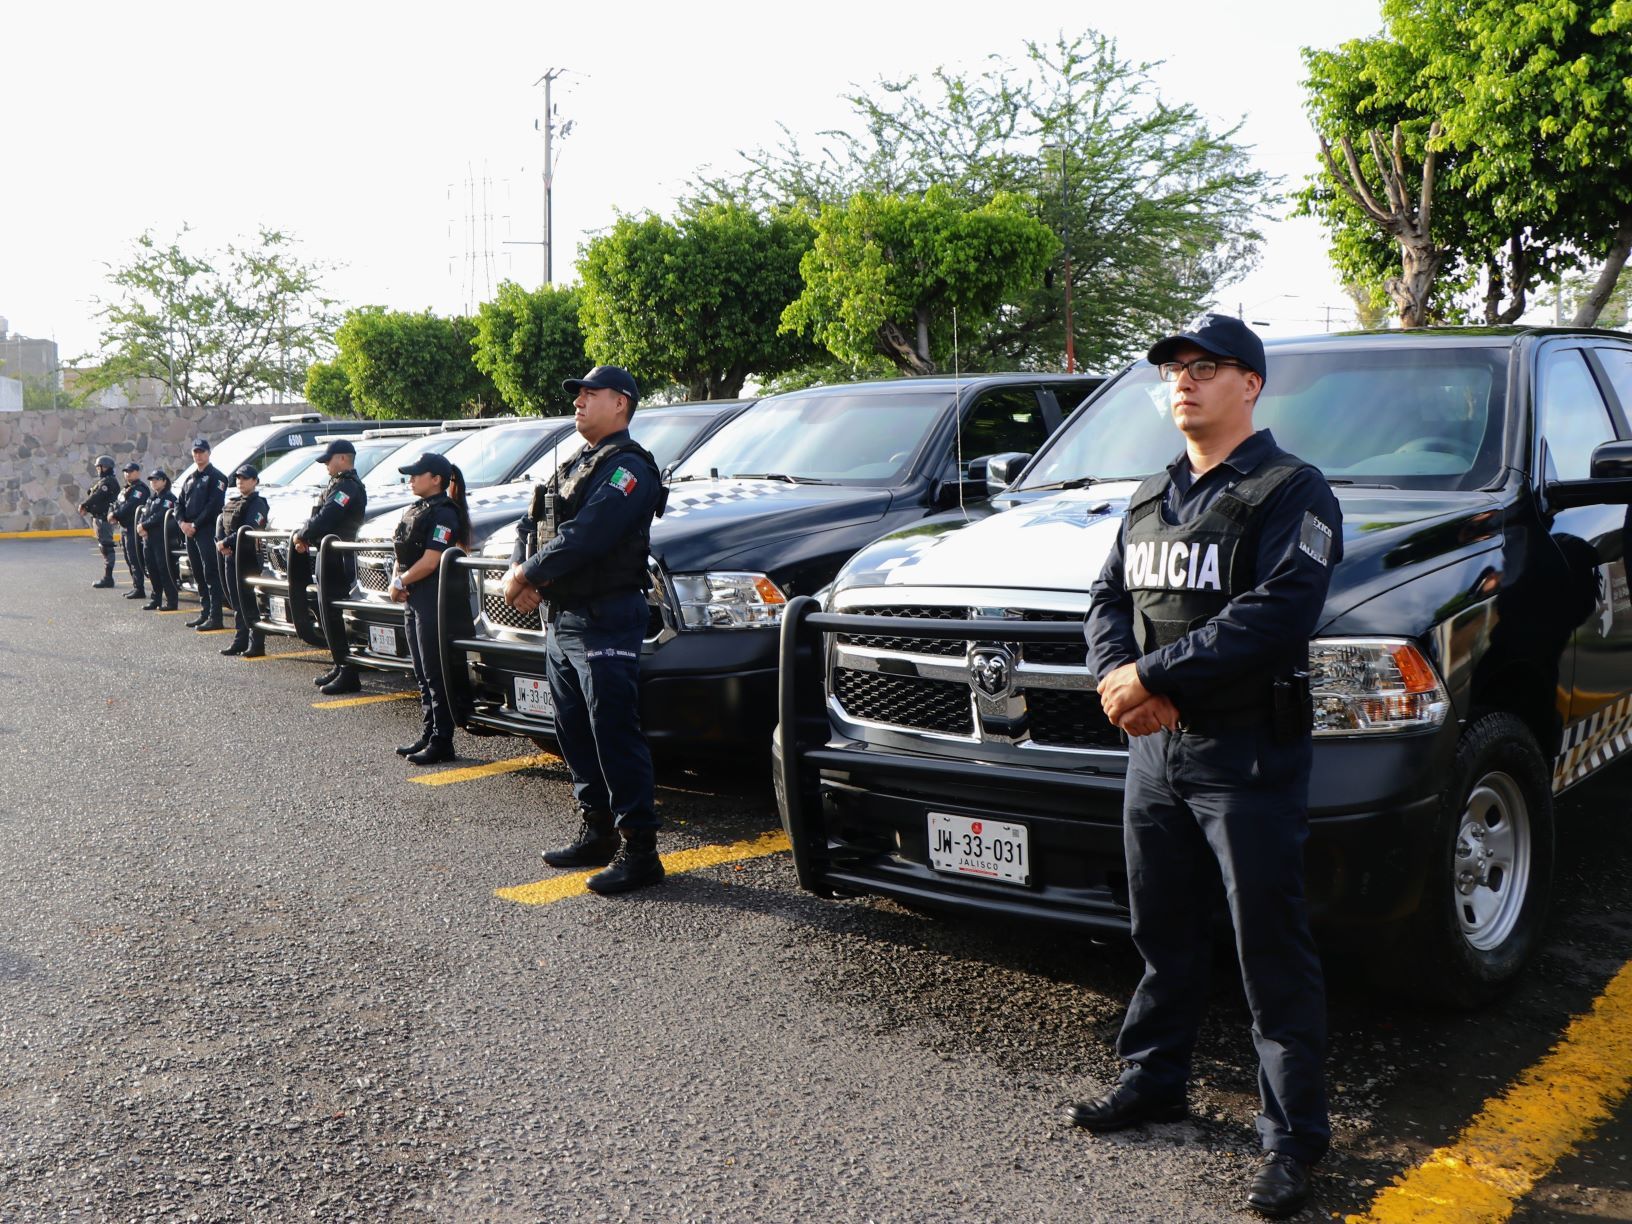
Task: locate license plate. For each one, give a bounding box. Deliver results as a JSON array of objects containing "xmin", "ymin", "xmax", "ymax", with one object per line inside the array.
[
  {"xmin": 268, "ymin": 595, "xmax": 288, "ymax": 624},
  {"xmin": 927, "ymin": 812, "xmax": 1030, "ymax": 886},
  {"xmin": 368, "ymin": 625, "xmax": 399, "ymax": 656},
  {"xmin": 515, "ymin": 676, "xmax": 553, "ymax": 717}
]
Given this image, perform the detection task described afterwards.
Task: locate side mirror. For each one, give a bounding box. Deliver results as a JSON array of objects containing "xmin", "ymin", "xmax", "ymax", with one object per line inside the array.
[
  {"xmin": 984, "ymin": 451, "xmax": 1032, "ymax": 497},
  {"xmin": 1545, "ymin": 440, "xmax": 1632, "ymax": 508}
]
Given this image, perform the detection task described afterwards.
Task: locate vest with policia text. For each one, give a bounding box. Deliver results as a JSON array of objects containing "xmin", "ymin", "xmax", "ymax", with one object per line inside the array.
[
  {"xmin": 394, "ymin": 492, "xmax": 454, "ymax": 567},
  {"xmin": 1123, "ymin": 452, "xmax": 1310, "ymax": 717},
  {"xmin": 527, "ymin": 438, "xmax": 665, "ymax": 606}
]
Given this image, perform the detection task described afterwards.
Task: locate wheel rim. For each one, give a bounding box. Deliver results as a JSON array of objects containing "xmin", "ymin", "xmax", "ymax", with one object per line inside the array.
[{"xmin": 1454, "ymin": 769, "xmax": 1531, "ymax": 952}]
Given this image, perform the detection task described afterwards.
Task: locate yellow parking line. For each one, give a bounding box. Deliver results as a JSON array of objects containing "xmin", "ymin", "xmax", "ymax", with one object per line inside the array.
[
  {"xmin": 198, "ymin": 628, "xmax": 232, "ymax": 634},
  {"xmin": 1348, "ymin": 957, "xmax": 1632, "ymax": 1223},
  {"xmin": 241, "ymin": 648, "xmax": 333, "ymax": 663},
  {"xmin": 155, "ymin": 609, "xmax": 193, "ymax": 614},
  {"xmin": 495, "ymin": 829, "xmax": 791, "ymax": 906},
  {"xmin": 312, "ymin": 691, "xmax": 419, "ymax": 709},
  {"xmin": 0, "ymin": 528, "xmax": 96, "ymax": 539},
  {"xmin": 411, "ymin": 751, "xmax": 560, "ymax": 787}
]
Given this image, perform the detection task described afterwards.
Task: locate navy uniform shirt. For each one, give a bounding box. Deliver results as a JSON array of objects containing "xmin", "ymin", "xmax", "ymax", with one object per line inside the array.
[
  {"xmin": 1087, "ymin": 429, "xmax": 1342, "ymax": 702},
  {"xmin": 519, "ymin": 431, "xmax": 662, "ymax": 589},
  {"xmin": 407, "ymin": 499, "xmax": 462, "ymax": 603},
  {"xmin": 299, "ymin": 472, "xmax": 366, "ymax": 542},
  {"xmin": 177, "ymin": 464, "xmax": 227, "ymax": 525}
]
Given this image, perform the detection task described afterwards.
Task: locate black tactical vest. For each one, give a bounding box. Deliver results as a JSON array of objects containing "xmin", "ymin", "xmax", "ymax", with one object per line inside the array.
[
  {"xmin": 1124, "ymin": 453, "xmax": 1308, "ymax": 715},
  {"xmin": 316, "ymin": 472, "xmax": 367, "ymax": 540},
  {"xmin": 83, "ymin": 473, "xmax": 119, "ymax": 517},
  {"xmin": 394, "ymin": 492, "xmax": 454, "ymax": 567},
  {"xmin": 139, "ymin": 489, "xmax": 175, "ymax": 529},
  {"xmin": 114, "ymin": 480, "xmax": 150, "ymax": 525},
  {"xmin": 219, "ymin": 491, "xmax": 268, "ymax": 538},
  {"xmin": 529, "ymin": 438, "xmax": 664, "ymax": 605}
]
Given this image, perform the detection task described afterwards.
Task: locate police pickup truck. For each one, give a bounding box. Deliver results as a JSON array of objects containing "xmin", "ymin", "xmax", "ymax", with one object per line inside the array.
[
  {"xmin": 440, "ymin": 375, "xmax": 1102, "ymax": 757},
  {"xmin": 776, "ymin": 327, "xmax": 1632, "ymax": 1005},
  {"xmin": 323, "ymin": 401, "xmax": 753, "ymax": 679}
]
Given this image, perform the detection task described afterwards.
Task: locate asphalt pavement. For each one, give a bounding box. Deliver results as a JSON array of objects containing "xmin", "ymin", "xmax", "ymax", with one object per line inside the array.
[{"xmin": 2, "ymin": 538, "xmax": 1630, "ymax": 1222}]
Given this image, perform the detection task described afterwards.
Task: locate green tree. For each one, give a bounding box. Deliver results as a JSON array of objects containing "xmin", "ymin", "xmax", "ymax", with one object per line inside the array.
[
  {"xmin": 303, "ymin": 359, "xmax": 354, "ymax": 416},
  {"xmin": 81, "ymin": 226, "xmax": 338, "ymax": 406},
  {"xmin": 697, "ymin": 33, "xmax": 1273, "ymax": 372},
  {"xmin": 471, "ymin": 282, "xmax": 588, "ymax": 415},
  {"xmin": 332, "ymin": 307, "xmax": 496, "ymax": 420},
  {"xmin": 780, "ymin": 186, "xmax": 1057, "ymax": 375},
  {"xmin": 577, "ymin": 202, "xmax": 818, "ymax": 399}
]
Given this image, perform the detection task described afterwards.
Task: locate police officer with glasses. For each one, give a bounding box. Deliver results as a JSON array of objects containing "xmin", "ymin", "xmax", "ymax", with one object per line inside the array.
[
  {"xmin": 1075, "ymin": 315, "xmax": 1341, "ymax": 1220},
  {"xmin": 216, "ymin": 464, "xmax": 271, "ymax": 657},
  {"xmin": 295, "ymin": 438, "xmax": 368, "ymax": 695},
  {"xmin": 110, "ymin": 462, "xmax": 151, "ymax": 600},
  {"xmin": 390, "ymin": 452, "xmax": 468, "ymax": 765},
  {"xmin": 176, "ymin": 437, "xmax": 228, "ymax": 629},
  {"xmin": 502, "ymin": 365, "xmax": 667, "ymax": 895}
]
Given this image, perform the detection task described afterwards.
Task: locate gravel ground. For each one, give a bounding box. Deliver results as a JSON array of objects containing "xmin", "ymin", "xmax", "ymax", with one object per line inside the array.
[{"xmin": 2, "ymin": 538, "xmax": 1629, "ymax": 1222}]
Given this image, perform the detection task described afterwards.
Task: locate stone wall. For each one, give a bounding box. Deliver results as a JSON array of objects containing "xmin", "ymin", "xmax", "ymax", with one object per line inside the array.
[{"xmin": 0, "ymin": 403, "xmax": 311, "ymax": 532}]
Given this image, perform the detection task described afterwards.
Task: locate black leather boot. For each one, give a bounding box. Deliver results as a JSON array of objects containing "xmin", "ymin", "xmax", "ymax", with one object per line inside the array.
[
  {"xmin": 320, "ymin": 666, "xmax": 362, "ymax": 695},
  {"xmin": 124, "ymin": 588, "xmax": 146, "ymax": 600},
  {"xmin": 220, "ymin": 638, "xmax": 247, "ymax": 656},
  {"xmin": 406, "ymin": 740, "xmax": 455, "ymax": 765},
  {"xmin": 396, "ymin": 733, "xmax": 431, "ymax": 757},
  {"xmin": 313, "ymin": 665, "xmax": 341, "ymax": 687},
  {"xmin": 92, "ymin": 567, "xmax": 115, "ymax": 589},
  {"xmin": 1245, "ymin": 1152, "xmax": 1312, "ymax": 1219},
  {"xmin": 240, "ymin": 634, "xmax": 265, "ymax": 659},
  {"xmin": 542, "ymin": 810, "xmax": 618, "ymax": 868},
  {"xmin": 586, "ymin": 829, "xmax": 664, "ymax": 894},
  {"xmin": 196, "ymin": 614, "xmax": 225, "ymax": 631}
]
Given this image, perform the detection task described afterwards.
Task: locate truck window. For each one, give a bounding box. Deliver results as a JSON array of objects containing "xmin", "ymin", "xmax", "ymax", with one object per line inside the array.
[
  {"xmin": 1597, "ymin": 348, "xmax": 1632, "ymax": 418},
  {"xmin": 1538, "ymin": 349, "xmax": 1617, "ymax": 480},
  {"xmin": 1042, "ymin": 382, "xmax": 1094, "ymax": 416},
  {"xmin": 958, "ymin": 389, "xmax": 1049, "ymax": 473}
]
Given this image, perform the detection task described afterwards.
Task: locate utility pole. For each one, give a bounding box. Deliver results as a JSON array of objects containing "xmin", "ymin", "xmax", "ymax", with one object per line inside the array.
[
  {"xmin": 1041, "ymin": 141, "xmax": 1075, "ymax": 373},
  {"xmin": 535, "ymin": 68, "xmax": 567, "ymax": 286}
]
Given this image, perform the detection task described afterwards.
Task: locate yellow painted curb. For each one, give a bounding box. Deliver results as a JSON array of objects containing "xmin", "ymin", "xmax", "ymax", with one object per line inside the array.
[
  {"xmin": 312, "ymin": 691, "xmax": 419, "ymax": 710},
  {"xmin": 240, "ymin": 648, "xmax": 333, "ymax": 663},
  {"xmin": 1348, "ymin": 957, "xmax": 1632, "ymax": 1223},
  {"xmin": 495, "ymin": 829, "xmax": 791, "ymax": 906},
  {"xmin": 0, "ymin": 529, "xmax": 97, "ymax": 539},
  {"xmin": 411, "ymin": 751, "xmax": 560, "ymax": 787}
]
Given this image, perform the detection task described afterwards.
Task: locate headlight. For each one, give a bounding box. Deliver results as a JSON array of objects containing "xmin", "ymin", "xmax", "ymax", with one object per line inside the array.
[
  {"xmin": 671, "ymin": 571, "xmax": 787, "ymax": 629},
  {"xmin": 1309, "ymin": 637, "xmax": 1449, "ymax": 736}
]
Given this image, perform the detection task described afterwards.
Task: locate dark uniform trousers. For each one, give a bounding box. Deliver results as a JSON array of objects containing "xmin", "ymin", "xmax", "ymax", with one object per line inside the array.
[
  {"xmin": 186, "ymin": 528, "xmax": 224, "ymax": 617},
  {"xmin": 121, "ymin": 518, "xmax": 145, "ymax": 589},
  {"xmin": 405, "ymin": 583, "xmax": 453, "ymax": 745},
  {"xmin": 144, "ymin": 530, "xmax": 178, "ymax": 605},
  {"xmin": 545, "ymin": 591, "xmax": 657, "ymax": 832},
  {"xmin": 216, "ymin": 546, "xmax": 257, "ymax": 646},
  {"xmin": 1118, "ymin": 724, "xmax": 1329, "ymax": 1164},
  {"xmin": 94, "ymin": 517, "xmax": 116, "ymax": 563}
]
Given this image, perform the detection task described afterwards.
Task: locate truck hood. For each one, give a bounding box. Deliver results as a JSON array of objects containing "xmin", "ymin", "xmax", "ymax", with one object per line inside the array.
[
  {"xmin": 833, "ymin": 483, "xmax": 1506, "ymax": 626},
  {"xmin": 651, "ymin": 479, "xmax": 893, "ymax": 573},
  {"xmin": 359, "ymin": 480, "xmax": 533, "ymax": 549}
]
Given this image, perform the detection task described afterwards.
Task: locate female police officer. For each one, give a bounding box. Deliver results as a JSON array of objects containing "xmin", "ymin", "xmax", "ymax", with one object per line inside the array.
[
  {"xmin": 389, "ymin": 452, "xmax": 469, "ymax": 765},
  {"xmin": 136, "ymin": 468, "xmax": 179, "ymax": 610},
  {"xmin": 216, "ymin": 464, "xmax": 271, "ymax": 657}
]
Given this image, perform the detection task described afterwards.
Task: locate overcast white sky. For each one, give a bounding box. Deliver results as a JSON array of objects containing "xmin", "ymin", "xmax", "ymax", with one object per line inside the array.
[{"xmin": 1, "ymin": 0, "xmax": 1385, "ymax": 364}]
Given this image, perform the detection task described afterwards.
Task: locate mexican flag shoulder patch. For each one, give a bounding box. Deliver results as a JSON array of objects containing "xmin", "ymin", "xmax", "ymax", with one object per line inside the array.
[
  {"xmin": 609, "ymin": 466, "xmax": 638, "ymax": 495},
  {"xmin": 431, "ymin": 524, "xmax": 453, "ymax": 545},
  {"xmin": 333, "ymin": 491, "xmax": 350, "ymax": 506}
]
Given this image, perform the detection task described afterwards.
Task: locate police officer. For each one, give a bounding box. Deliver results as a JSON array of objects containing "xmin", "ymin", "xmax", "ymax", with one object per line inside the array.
[
  {"xmin": 216, "ymin": 463, "xmax": 271, "ymax": 657},
  {"xmin": 295, "ymin": 439, "xmax": 368, "ymax": 695},
  {"xmin": 390, "ymin": 453, "xmax": 468, "ymax": 764},
  {"xmin": 176, "ymin": 437, "xmax": 229, "ymax": 629},
  {"xmin": 110, "ymin": 462, "xmax": 151, "ymax": 600},
  {"xmin": 136, "ymin": 468, "xmax": 180, "ymax": 611},
  {"xmin": 502, "ymin": 365, "xmax": 667, "ymax": 895},
  {"xmin": 1074, "ymin": 315, "xmax": 1341, "ymax": 1220},
  {"xmin": 77, "ymin": 455, "xmax": 121, "ymax": 588}
]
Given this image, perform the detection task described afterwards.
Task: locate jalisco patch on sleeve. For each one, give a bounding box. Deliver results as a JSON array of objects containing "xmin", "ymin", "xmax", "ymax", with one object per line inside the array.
[
  {"xmin": 608, "ymin": 467, "xmax": 638, "ymax": 495},
  {"xmin": 1298, "ymin": 512, "xmax": 1333, "ymax": 565},
  {"xmin": 431, "ymin": 524, "xmax": 453, "ymax": 544}
]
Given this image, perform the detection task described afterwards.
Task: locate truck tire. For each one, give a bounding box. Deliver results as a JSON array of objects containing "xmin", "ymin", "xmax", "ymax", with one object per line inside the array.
[{"xmin": 1401, "ymin": 712, "xmax": 1554, "ymax": 1008}]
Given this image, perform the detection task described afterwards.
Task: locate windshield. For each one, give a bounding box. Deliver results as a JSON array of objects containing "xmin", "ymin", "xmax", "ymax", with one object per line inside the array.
[
  {"xmin": 258, "ymin": 443, "xmax": 327, "ymax": 486},
  {"xmin": 1018, "ymin": 347, "xmax": 1510, "ymax": 493},
  {"xmin": 364, "ymin": 433, "xmax": 465, "ymax": 494},
  {"xmin": 673, "ymin": 391, "xmax": 951, "ymax": 485},
  {"xmin": 444, "ymin": 421, "xmax": 568, "ymax": 486},
  {"xmin": 630, "ymin": 410, "xmax": 726, "ymax": 470},
  {"xmin": 207, "ymin": 424, "xmax": 281, "ymax": 476}
]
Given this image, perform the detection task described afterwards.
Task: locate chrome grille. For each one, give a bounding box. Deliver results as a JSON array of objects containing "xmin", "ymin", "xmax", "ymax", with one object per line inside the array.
[
  {"xmin": 1025, "ymin": 689, "xmax": 1121, "ymax": 749},
  {"xmin": 257, "ymin": 538, "xmax": 288, "ymax": 579},
  {"xmin": 356, "ymin": 556, "xmax": 392, "ymax": 594},
  {"xmin": 483, "ymin": 588, "xmax": 543, "ymax": 632},
  {"xmin": 834, "ymin": 669, "xmax": 973, "ymax": 736},
  {"xmin": 838, "ymin": 605, "xmax": 965, "ymax": 657},
  {"xmin": 1017, "ymin": 609, "xmax": 1089, "ymax": 666}
]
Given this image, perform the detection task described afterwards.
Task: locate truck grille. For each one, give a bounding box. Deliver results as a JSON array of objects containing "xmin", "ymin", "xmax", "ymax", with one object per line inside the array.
[
  {"xmin": 834, "ymin": 669, "xmax": 972, "ymax": 736},
  {"xmin": 483, "ymin": 588, "xmax": 543, "ymax": 632},
  {"xmin": 831, "ymin": 600, "xmax": 1109, "ymax": 752},
  {"xmin": 356, "ymin": 555, "xmax": 392, "ymax": 594},
  {"xmin": 257, "ymin": 539, "xmax": 288, "ymax": 579}
]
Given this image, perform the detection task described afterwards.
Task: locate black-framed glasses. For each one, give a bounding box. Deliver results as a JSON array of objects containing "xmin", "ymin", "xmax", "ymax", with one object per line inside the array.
[{"xmin": 1157, "ymin": 358, "xmax": 1251, "ymax": 383}]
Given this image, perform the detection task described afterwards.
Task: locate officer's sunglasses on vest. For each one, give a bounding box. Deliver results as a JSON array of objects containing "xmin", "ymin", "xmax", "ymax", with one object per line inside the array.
[{"xmin": 1157, "ymin": 358, "xmax": 1252, "ymax": 382}]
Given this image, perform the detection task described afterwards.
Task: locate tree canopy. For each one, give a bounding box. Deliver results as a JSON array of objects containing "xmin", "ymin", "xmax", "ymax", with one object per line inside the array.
[
  {"xmin": 576, "ymin": 201, "xmax": 817, "ymax": 400},
  {"xmin": 472, "ymin": 282, "xmax": 589, "ymax": 415},
  {"xmin": 81, "ymin": 227, "xmax": 338, "ymax": 406},
  {"xmin": 331, "ymin": 307, "xmax": 496, "ymax": 420}
]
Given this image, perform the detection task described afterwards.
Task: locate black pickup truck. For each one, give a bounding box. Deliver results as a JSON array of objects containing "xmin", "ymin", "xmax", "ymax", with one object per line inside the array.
[
  {"xmin": 776, "ymin": 327, "xmax": 1632, "ymax": 1005},
  {"xmin": 439, "ymin": 374, "xmax": 1102, "ymax": 757}
]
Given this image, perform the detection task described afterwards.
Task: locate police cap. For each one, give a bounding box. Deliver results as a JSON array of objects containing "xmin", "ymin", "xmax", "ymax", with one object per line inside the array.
[
  {"xmin": 234, "ymin": 463, "xmax": 260, "ymax": 480},
  {"xmin": 1147, "ymin": 313, "xmax": 1267, "ymax": 383},
  {"xmin": 563, "ymin": 365, "xmax": 640, "ymax": 407},
  {"xmin": 121, "ymin": 461, "xmax": 141, "ymax": 473},
  {"xmin": 190, "ymin": 437, "xmax": 211, "ymax": 452},
  {"xmin": 399, "ymin": 451, "xmax": 452, "ymax": 479},
  {"xmin": 148, "ymin": 467, "xmax": 171, "ymax": 482},
  {"xmin": 316, "ymin": 438, "xmax": 356, "ymax": 462}
]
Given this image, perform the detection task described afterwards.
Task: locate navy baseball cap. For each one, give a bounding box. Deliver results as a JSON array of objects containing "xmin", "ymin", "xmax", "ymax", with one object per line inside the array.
[
  {"xmin": 399, "ymin": 451, "xmax": 452, "ymax": 479},
  {"xmin": 563, "ymin": 365, "xmax": 640, "ymax": 405},
  {"xmin": 234, "ymin": 463, "xmax": 259, "ymax": 480},
  {"xmin": 316, "ymin": 438, "xmax": 356, "ymax": 462},
  {"xmin": 1147, "ymin": 313, "xmax": 1267, "ymax": 382},
  {"xmin": 121, "ymin": 461, "xmax": 141, "ymax": 473},
  {"xmin": 190, "ymin": 437, "xmax": 210, "ymax": 451},
  {"xmin": 148, "ymin": 467, "xmax": 170, "ymax": 482}
]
